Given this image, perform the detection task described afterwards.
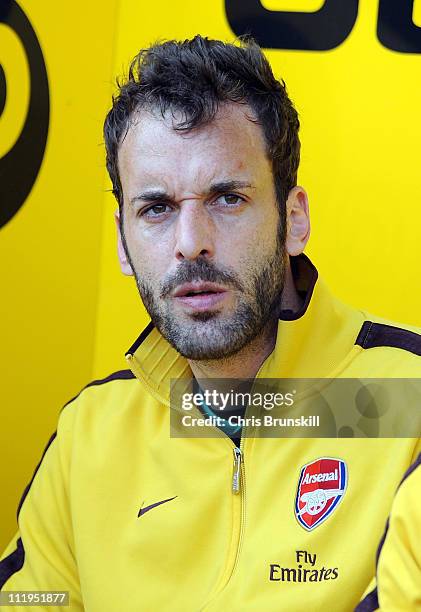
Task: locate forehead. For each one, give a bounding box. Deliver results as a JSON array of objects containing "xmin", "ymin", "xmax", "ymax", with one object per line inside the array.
[{"xmin": 117, "ymin": 103, "xmax": 272, "ymax": 196}]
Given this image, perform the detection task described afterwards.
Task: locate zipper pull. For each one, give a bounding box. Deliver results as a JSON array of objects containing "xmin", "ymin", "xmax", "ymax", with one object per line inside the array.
[{"xmin": 232, "ymin": 447, "xmax": 242, "ymax": 494}]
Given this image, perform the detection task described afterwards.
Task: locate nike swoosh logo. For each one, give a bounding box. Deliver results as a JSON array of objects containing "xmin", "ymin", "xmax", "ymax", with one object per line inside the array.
[{"xmin": 138, "ymin": 495, "xmax": 177, "ymax": 517}]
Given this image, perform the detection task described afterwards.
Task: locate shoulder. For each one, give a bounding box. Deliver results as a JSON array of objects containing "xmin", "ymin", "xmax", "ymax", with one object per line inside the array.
[
  {"xmin": 14, "ymin": 370, "xmax": 139, "ymax": 520},
  {"xmin": 62, "ymin": 369, "xmax": 136, "ymax": 409},
  {"xmin": 35, "ymin": 368, "xmax": 138, "ymax": 451},
  {"xmin": 353, "ymin": 313, "xmax": 421, "ymax": 374},
  {"xmin": 57, "ymin": 368, "xmax": 138, "ymax": 432}
]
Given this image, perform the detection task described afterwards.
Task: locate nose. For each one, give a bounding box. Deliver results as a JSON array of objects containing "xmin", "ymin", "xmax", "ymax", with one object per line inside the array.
[{"xmin": 174, "ymin": 201, "xmax": 215, "ymax": 261}]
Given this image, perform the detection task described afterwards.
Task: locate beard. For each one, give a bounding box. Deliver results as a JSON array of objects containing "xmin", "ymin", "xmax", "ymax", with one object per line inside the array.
[{"xmin": 122, "ymin": 227, "xmax": 287, "ymax": 361}]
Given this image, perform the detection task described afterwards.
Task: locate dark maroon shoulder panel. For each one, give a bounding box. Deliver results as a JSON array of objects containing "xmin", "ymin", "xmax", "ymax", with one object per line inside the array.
[{"xmin": 355, "ymin": 321, "xmax": 421, "ymax": 357}]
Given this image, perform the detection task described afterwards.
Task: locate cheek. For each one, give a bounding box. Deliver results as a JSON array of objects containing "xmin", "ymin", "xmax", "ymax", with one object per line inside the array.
[
  {"xmin": 237, "ymin": 222, "xmax": 279, "ymax": 260},
  {"xmin": 126, "ymin": 231, "xmax": 173, "ymax": 284},
  {"xmin": 225, "ymin": 233, "xmax": 275, "ymax": 281}
]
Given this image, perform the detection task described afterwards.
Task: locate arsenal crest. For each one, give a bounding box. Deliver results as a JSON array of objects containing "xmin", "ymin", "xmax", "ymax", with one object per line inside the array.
[{"xmin": 295, "ymin": 457, "xmax": 347, "ymax": 531}]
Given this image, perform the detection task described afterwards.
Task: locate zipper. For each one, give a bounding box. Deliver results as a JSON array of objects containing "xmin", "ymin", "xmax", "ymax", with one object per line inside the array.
[
  {"xmin": 232, "ymin": 446, "xmax": 242, "ymax": 493},
  {"xmin": 228, "ymin": 432, "xmax": 246, "ymax": 578}
]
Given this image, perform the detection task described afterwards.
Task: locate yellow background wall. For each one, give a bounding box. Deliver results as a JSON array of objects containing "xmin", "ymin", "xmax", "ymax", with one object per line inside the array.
[
  {"xmin": 1, "ymin": 0, "xmax": 421, "ymax": 549},
  {"xmin": 0, "ymin": 0, "xmax": 118, "ymax": 548}
]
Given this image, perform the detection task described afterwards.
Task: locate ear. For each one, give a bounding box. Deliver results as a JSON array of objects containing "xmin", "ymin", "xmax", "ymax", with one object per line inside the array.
[
  {"xmin": 114, "ymin": 209, "xmax": 134, "ymax": 276},
  {"xmin": 285, "ymin": 186, "xmax": 310, "ymax": 256}
]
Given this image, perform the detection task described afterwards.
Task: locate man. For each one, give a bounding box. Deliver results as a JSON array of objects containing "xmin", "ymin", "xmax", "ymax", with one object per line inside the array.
[{"xmin": 1, "ymin": 36, "xmax": 420, "ymax": 611}]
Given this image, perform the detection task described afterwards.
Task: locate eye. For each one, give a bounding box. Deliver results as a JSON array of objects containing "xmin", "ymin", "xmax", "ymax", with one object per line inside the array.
[
  {"xmin": 214, "ymin": 193, "xmax": 245, "ymax": 207},
  {"xmin": 141, "ymin": 203, "xmax": 171, "ymax": 219}
]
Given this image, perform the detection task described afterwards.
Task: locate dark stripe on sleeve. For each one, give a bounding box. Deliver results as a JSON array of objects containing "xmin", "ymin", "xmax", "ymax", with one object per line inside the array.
[
  {"xmin": 85, "ymin": 368, "xmax": 135, "ymax": 386},
  {"xmin": 355, "ymin": 321, "xmax": 421, "ymax": 356},
  {"xmin": 354, "ymin": 588, "xmax": 379, "ymax": 611},
  {"xmin": 0, "ymin": 538, "xmax": 24, "ymax": 589},
  {"xmin": 398, "ymin": 452, "xmax": 421, "ymax": 485},
  {"xmin": 0, "ymin": 369, "xmax": 135, "ymax": 588},
  {"xmin": 61, "ymin": 368, "xmax": 136, "ymax": 410},
  {"xmin": 355, "ymin": 453, "xmax": 421, "ymax": 611},
  {"xmin": 16, "ymin": 432, "xmax": 57, "ymax": 519}
]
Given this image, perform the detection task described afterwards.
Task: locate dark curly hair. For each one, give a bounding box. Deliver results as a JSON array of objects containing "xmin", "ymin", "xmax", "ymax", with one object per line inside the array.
[{"xmin": 103, "ymin": 35, "xmax": 300, "ymax": 239}]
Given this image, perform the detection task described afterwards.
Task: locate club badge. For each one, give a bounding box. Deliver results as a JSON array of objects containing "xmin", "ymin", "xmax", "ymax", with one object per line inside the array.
[{"xmin": 295, "ymin": 457, "xmax": 347, "ymax": 531}]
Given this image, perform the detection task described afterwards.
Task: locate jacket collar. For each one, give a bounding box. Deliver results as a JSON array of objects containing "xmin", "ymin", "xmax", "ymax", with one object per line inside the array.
[{"xmin": 125, "ymin": 254, "xmax": 365, "ymax": 405}]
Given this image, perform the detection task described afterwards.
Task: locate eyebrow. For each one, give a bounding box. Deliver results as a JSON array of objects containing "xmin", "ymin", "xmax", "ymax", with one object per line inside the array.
[{"xmin": 129, "ymin": 180, "xmax": 254, "ymax": 206}]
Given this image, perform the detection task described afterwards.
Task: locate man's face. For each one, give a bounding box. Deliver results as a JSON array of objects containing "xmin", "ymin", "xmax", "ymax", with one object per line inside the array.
[{"xmin": 117, "ymin": 103, "xmax": 286, "ymax": 360}]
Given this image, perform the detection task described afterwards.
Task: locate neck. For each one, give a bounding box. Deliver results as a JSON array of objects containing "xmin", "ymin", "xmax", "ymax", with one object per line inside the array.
[{"xmin": 188, "ymin": 257, "xmax": 302, "ymax": 380}]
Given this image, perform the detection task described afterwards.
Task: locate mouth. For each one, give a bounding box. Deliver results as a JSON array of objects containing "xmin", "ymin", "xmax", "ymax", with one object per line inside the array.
[{"xmin": 171, "ymin": 282, "xmax": 229, "ymax": 312}]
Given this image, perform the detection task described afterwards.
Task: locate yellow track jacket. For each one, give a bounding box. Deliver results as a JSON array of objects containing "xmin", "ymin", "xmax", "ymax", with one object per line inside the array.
[{"xmin": 1, "ymin": 254, "xmax": 420, "ymax": 611}]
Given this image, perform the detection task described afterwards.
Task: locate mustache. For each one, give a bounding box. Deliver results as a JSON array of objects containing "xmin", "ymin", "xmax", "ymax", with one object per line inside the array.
[{"xmin": 160, "ymin": 257, "xmax": 244, "ymax": 298}]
